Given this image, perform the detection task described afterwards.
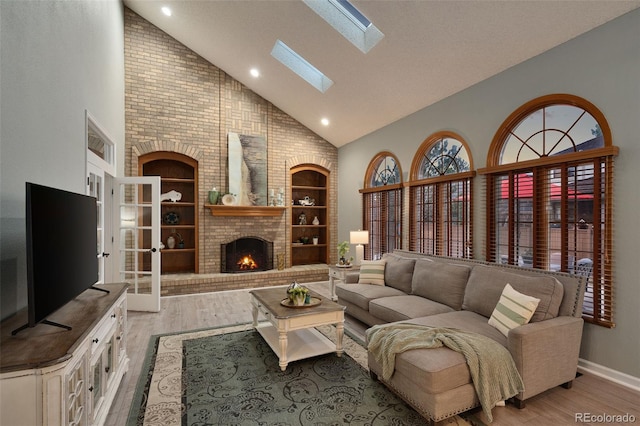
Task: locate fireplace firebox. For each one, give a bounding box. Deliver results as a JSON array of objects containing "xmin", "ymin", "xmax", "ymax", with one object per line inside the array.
[{"xmin": 221, "ymin": 237, "xmax": 273, "ymax": 273}]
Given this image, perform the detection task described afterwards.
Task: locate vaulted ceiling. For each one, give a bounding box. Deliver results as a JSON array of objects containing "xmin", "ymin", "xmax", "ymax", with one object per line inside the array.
[{"xmin": 123, "ymin": 0, "xmax": 639, "ymax": 147}]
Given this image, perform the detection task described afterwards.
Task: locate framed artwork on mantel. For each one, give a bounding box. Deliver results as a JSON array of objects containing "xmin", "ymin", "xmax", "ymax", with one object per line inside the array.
[{"xmin": 228, "ymin": 132, "xmax": 267, "ymax": 206}]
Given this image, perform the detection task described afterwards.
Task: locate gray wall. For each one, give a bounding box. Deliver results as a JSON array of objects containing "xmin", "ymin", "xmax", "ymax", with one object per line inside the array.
[
  {"xmin": 0, "ymin": 0, "xmax": 125, "ymax": 319},
  {"xmin": 338, "ymin": 9, "xmax": 640, "ymax": 378}
]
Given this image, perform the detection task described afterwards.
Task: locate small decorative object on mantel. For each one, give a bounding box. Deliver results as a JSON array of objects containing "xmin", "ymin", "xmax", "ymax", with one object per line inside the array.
[
  {"xmin": 269, "ymin": 188, "xmax": 286, "ymax": 206},
  {"xmin": 160, "ymin": 190, "xmax": 182, "ymax": 203},
  {"xmin": 208, "ymin": 187, "xmax": 219, "ymax": 205},
  {"xmin": 277, "ymin": 187, "xmax": 285, "ymax": 206},
  {"xmin": 221, "ymin": 193, "xmax": 237, "ymax": 206}
]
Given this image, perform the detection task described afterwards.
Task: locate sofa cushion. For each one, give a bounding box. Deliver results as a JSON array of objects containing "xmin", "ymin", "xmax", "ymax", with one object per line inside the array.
[
  {"xmin": 358, "ymin": 259, "xmax": 386, "ymax": 285},
  {"xmin": 369, "ymin": 295, "xmax": 454, "ymax": 323},
  {"xmin": 411, "ymin": 260, "xmax": 471, "ymax": 310},
  {"xmin": 488, "ymin": 284, "xmax": 540, "ymax": 336},
  {"xmin": 335, "ymin": 283, "xmax": 405, "ymax": 311},
  {"xmin": 462, "ymin": 265, "xmax": 563, "ymax": 322},
  {"xmin": 382, "ymin": 253, "xmax": 416, "ymax": 293},
  {"xmin": 404, "ymin": 311, "xmax": 508, "ymax": 346}
]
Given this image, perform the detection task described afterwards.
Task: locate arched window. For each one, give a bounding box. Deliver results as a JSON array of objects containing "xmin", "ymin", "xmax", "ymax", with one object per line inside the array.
[
  {"xmin": 408, "ymin": 131, "xmax": 474, "ymax": 258},
  {"xmin": 480, "ymin": 94, "xmax": 618, "ymax": 327},
  {"xmin": 361, "ymin": 152, "xmax": 403, "ymax": 260}
]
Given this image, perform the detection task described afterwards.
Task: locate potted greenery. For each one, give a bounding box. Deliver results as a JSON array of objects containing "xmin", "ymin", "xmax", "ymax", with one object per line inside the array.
[
  {"xmin": 287, "ymin": 282, "xmax": 309, "ymax": 306},
  {"xmin": 175, "ymin": 232, "xmax": 185, "ymax": 249},
  {"xmin": 337, "ymin": 241, "xmax": 350, "ymax": 265}
]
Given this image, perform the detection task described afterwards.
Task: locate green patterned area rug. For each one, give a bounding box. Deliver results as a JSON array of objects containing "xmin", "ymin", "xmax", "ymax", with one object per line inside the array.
[{"xmin": 127, "ymin": 323, "xmax": 478, "ymax": 425}]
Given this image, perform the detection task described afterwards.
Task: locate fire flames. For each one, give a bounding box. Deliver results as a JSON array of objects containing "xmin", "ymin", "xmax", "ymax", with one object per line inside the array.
[{"xmin": 237, "ymin": 255, "xmax": 258, "ymax": 270}]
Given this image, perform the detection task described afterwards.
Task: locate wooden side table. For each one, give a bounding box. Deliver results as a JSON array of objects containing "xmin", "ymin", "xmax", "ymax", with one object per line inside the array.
[{"xmin": 328, "ymin": 265, "xmax": 359, "ymax": 301}]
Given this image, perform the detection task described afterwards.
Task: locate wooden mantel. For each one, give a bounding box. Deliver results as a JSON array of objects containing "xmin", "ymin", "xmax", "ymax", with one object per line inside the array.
[{"xmin": 204, "ymin": 204, "xmax": 287, "ymax": 217}]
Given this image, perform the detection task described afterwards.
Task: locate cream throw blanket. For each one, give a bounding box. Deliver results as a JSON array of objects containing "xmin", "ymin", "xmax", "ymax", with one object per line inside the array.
[{"xmin": 366, "ymin": 323, "xmax": 524, "ymax": 422}]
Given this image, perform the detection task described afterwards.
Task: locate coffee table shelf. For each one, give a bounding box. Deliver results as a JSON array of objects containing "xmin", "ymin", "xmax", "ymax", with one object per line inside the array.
[{"xmin": 255, "ymin": 323, "xmax": 336, "ymax": 364}]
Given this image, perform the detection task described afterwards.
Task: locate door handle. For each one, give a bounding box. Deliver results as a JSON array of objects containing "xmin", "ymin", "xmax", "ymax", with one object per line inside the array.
[{"xmin": 149, "ymin": 248, "xmax": 157, "ymax": 253}]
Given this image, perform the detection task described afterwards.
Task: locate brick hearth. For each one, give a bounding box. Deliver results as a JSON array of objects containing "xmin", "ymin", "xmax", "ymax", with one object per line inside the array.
[{"xmin": 159, "ymin": 264, "xmax": 329, "ymax": 296}]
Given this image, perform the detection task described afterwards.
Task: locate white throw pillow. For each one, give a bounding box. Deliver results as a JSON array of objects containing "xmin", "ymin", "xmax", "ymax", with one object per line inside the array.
[
  {"xmin": 358, "ymin": 259, "xmax": 386, "ymax": 286},
  {"xmin": 488, "ymin": 283, "xmax": 540, "ymax": 337}
]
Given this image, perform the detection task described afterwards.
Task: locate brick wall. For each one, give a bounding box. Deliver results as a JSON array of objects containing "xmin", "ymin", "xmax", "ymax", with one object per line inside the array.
[{"xmin": 124, "ymin": 8, "xmax": 338, "ymax": 291}]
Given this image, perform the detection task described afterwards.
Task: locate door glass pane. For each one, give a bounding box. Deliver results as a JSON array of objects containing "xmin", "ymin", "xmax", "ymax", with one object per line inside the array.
[
  {"xmin": 92, "ymin": 358, "xmax": 103, "ymax": 413},
  {"xmin": 88, "ymin": 169, "xmax": 105, "ymax": 283}
]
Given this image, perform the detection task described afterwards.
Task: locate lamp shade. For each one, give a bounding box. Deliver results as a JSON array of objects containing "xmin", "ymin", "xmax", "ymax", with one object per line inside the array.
[{"xmin": 350, "ymin": 230, "xmax": 369, "ymax": 245}]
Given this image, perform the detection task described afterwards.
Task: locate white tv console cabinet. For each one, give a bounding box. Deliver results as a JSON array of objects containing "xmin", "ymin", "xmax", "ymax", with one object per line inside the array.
[{"xmin": 1, "ymin": 283, "xmax": 129, "ymax": 426}]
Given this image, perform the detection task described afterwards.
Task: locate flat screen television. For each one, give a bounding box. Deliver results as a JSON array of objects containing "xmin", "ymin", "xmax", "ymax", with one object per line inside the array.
[{"xmin": 12, "ymin": 182, "xmax": 103, "ymax": 335}]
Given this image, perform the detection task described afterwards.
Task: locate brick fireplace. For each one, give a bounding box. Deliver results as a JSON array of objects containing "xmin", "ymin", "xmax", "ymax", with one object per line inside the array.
[{"xmin": 124, "ymin": 8, "xmax": 337, "ymax": 295}]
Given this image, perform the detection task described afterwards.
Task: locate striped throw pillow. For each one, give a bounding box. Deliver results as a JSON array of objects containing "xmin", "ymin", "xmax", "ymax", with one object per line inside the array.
[
  {"xmin": 488, "ymin": 283, "xmax": 540, "ymax": 336},
  {"xmin": 358, "ymin": 259, "xmax": 386, "ymax": 286}
]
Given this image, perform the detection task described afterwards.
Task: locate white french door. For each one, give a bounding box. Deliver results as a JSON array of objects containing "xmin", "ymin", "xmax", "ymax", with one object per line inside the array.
[
  {"xmin": 113, "ymin": 176, "xmax": 161, "ymax": 312},
  {"xmin": 87, "ymin": 163, "xmax": 107, "ymax": 283}
]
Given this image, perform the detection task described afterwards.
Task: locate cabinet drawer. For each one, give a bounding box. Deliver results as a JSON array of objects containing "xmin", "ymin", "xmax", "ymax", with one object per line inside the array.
[{"xmin": 90, "ymin": 310, "xmax": 117, "ymax": 355}]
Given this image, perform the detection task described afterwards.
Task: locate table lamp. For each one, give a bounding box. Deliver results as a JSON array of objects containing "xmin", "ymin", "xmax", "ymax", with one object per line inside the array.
[{"xmin": 350, "ymin": 230, "xmax": 369, "ymax": 266}]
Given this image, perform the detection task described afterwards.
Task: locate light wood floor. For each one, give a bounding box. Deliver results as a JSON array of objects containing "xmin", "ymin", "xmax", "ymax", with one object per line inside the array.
[{"xmin": 106, "ymin": 281, "xmax": 639, "ymax": 426}]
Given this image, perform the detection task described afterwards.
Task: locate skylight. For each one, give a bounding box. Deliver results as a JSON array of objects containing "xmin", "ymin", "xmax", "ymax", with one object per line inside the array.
[
  {"xmin": 271, "ymin": 40, "xmax": 334, "ymax": 93},
  {"xmin": 303, "ymin": 0, "xmax": 384, "ymax": 54}
]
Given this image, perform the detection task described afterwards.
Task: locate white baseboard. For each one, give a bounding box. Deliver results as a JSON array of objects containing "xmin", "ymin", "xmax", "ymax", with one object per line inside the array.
[{"xmin": 578, "ymin": 358, "xmax": 640, "ymax": 392}]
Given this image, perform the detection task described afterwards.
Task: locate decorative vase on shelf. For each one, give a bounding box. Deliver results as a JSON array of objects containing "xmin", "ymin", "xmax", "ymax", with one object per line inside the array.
[
  {"xmin": 312, "ymin": 216, "xmax": 320, "ymax": 225},
  {"xmin": 167, "ymin": 235, "xmax": 176, "ymax": 249},
  {"xmin": 208, "ymin": 188, "xmax": 219, "ymax": 205}
]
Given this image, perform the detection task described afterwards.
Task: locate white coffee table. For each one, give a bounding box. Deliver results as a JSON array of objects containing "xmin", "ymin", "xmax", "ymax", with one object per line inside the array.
[{"xmin": 250, "ymin": 287, "xmax": 345, "ymax": 371}]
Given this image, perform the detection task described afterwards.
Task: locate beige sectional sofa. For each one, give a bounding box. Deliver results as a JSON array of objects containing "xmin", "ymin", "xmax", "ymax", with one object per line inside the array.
[{"xmin": 335, "ymin": 250, "xmax": 587, "ymax": 424}]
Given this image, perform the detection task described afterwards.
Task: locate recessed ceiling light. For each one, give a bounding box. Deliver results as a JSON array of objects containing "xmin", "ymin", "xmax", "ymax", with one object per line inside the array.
[
  {"xmin": 321, "ymin": 118, "xmax": 330, "ymax": 126},
  {"xmin": 161, "ymin": 7, "xmax": 172, "ymax": 17},
  {"xmin": 250, "ymin": 68, "xmax": 260, "ymax": 78}
]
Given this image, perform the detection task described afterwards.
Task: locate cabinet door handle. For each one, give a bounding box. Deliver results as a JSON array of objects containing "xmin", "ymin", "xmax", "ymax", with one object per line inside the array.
[
  {"xmin": 88, "ymin": 386, "xmax": 94, "ymax": 392},
  {"xmin": 93, "ymin": 338, "xmax": 99, "ymax": 344},
  {"xmin": 111, "ymin": 314, "xmax": 116, "ymax": 318},
  {"xmin": 105, "ymin": 366, "xmax": 110, "ymax": 374}
]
